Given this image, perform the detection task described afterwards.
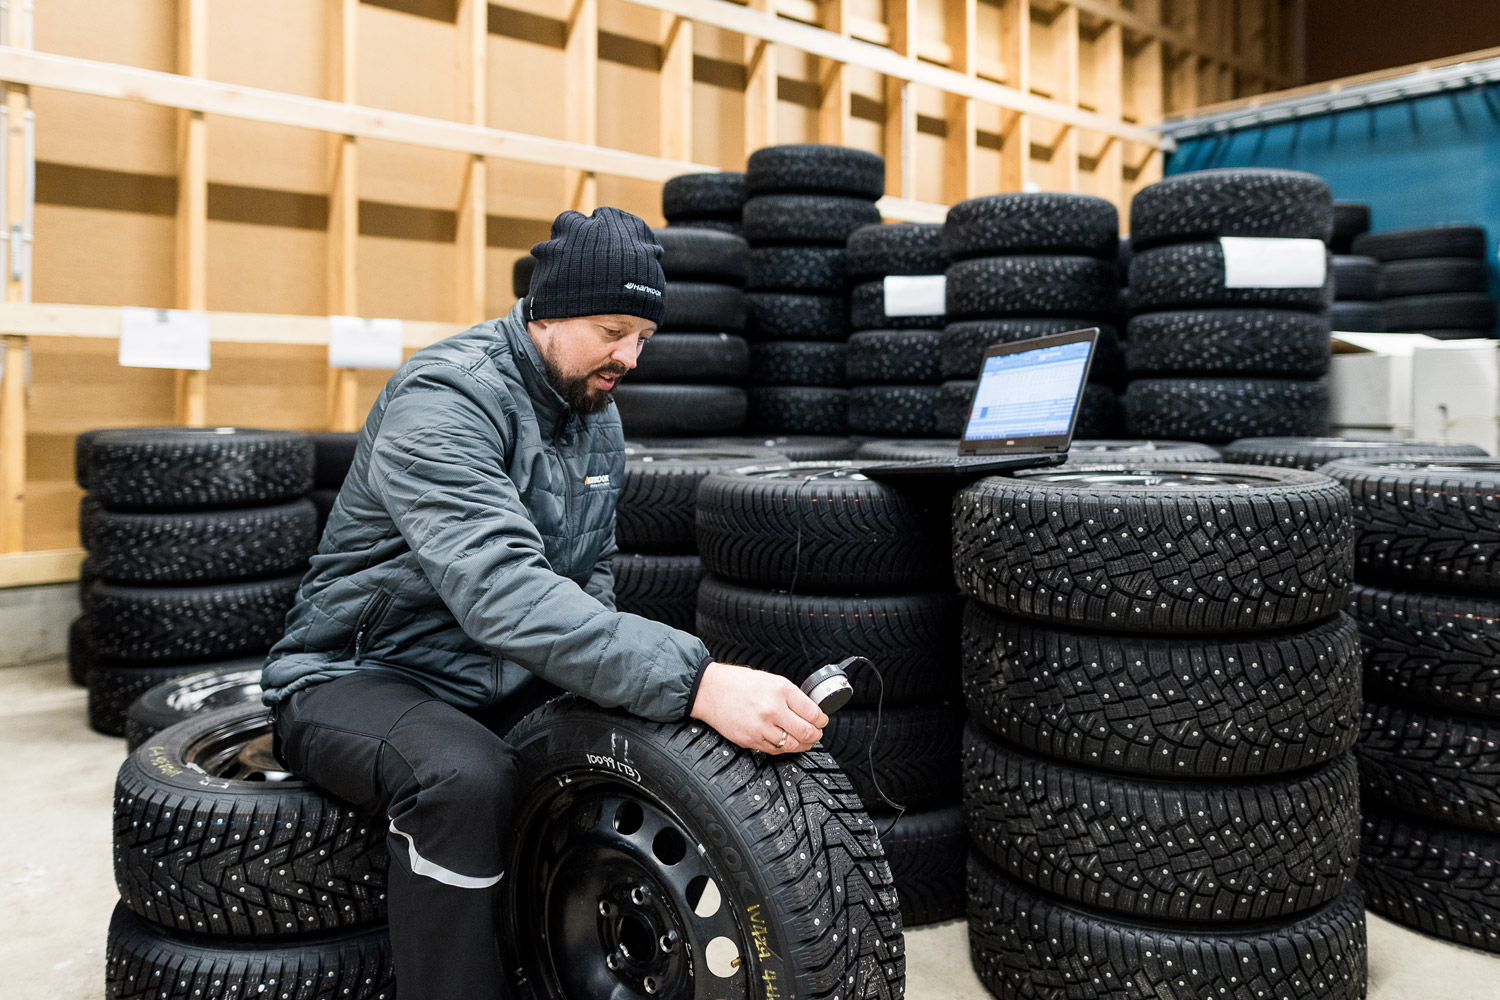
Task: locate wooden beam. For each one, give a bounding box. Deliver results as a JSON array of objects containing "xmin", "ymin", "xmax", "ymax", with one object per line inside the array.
[
  {"xmin": 0, "ymin": 48, "xmax": 720, "ymax": 183},
  {"xmin": 1093, "ymin": 20, "xmax": 1123, "ymax": 209},
  {"xmin": 817, "ymin": 0, "xmax": 850, "ymax": 145},
  {"xmin": 998, "ymin": 0, "xmax": 1030, "ymax": 191},
  {"xmin": 743, "ymin": 0, "xmax": 777, "ymax": 156},
  {"xmin": 1055, "ymin": 3, "xmax": 1080, "ymax": 192},
  {"xmin": 0, "ymin": 335, "xmax": 24, "ymax": 551},
  {"xmin": 564, "ymin": 0, "xmax": 599, "ymax": 211},
  {"xmin": 1061, "ymin": 0, "xmax": 1292, "ymax": 85},
  {"xmin": 883, "ymin": 0, "xmax": 916, "ymax": 200},
  {"xmin": 326, "ymin": 0, "xmax": 359, "ymax": 431},
  {"xmin": 660, "ymin": 12, "xmax": 694, "ymax": 162},
  {"xmin": 0, "ymin": 548, "xmax": 86, "ymax": 588},
  {"xmin": 174, "ymin": 0, "xmax": 207, "ymax": 428},
  {"xmin": 455, "ymin": 0, "xmax": 486, "ymax": 326},
  {"xmin": 943, "ymin": 0, "xmax": 977, "ymax": 202}
]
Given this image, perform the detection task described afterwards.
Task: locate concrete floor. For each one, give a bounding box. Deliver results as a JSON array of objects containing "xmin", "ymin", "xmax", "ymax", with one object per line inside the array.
[{"xmin": 3, "ymin": 659, "xmax": 1498, "ymax": 1000}]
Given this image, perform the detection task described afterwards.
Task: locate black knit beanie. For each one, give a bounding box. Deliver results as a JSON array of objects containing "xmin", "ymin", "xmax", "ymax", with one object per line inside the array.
[{"xmin": 526, "ymin": 207, "xmax": 667, "ymax": 327}]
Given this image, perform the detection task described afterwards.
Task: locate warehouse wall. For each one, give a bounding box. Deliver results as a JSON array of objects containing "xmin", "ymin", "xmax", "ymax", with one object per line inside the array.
[
  {"xmin": 1302, "ymin": 0, "xmax": 1500, "ymax": 85},
  {"xmin": 1166, "ymin": 84, "xmax": 1500, "ymax": 335}
]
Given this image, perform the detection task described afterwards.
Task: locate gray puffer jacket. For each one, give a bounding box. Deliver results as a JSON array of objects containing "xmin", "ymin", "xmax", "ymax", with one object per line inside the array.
[{"xmin": 261, "ymin": 300, "xmax": 710, "ymax": 721}]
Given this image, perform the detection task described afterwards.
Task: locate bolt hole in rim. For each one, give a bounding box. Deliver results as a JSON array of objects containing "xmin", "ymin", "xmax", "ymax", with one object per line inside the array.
[
  {"xmin": 182, "ymin": 715, "xmax": 294, "ymax": 783},
  {"xmin": 510, "ymin": 775, "xmax": 752, "ymax": 999}
]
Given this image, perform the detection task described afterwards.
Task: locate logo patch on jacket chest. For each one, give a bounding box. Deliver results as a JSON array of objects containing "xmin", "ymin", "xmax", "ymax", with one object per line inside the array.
[{"xmin": 584, "ymin": 473, "xmax": 611, "ymax": 488}]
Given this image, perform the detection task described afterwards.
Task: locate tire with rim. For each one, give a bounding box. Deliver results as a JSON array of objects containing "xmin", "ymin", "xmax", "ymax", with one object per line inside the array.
[
  {"xmin": 697, "ymin": 463, "xmax": 951, "ymax": 593},
  {"xmin": 113, "ymin": 705, "xmax": 388, "ymax": 937},
  {"xmin": 124, "ymin": 665, "xmax": 265, "ymax": 751},
  {"xmin": 1319, "ymin": 457, "xmax": 1500, "ymax": 596},
  {"xmin": 963, "ymin": 721, "xmax": 1360, "ymax": 921},
  {"xmin": 961, "ymin": 601, "xmax": 1362, "ymax": 777},
  {"xmin": 1128, "ymin": 168, "xmax": 1333, "ymax": 248},
  {"xmin": 967, "ymin": 854, "xmax": 1368, "ymax": 1000},
  {"xmin": 635, "ymin": 435, "xmax": 855, "ymax": 461},
  {"xmin": 618, "ymin": 447, "xmax": 775, "ymax": 552},
  {"xmin": 83, "ymin": 427, "xmax": 315, "ymax": 510},
  {"xmin": 1124, "ymin": 377, "xmax": 1329, "ymax": 442},
  {"xmin": 952, "ymin": 463, "xmax": 1355, "ymax": 633},
  {"xmin": 1218, "ymin": 436, "xmax": 1487, "ymax": 471},
  {"xmin": 91, "ymin": 656, "xmax": 264, "ymax": 738},
  {"xmin": 1351, "ymin": 582, "xmax": 1500, "ymax": 718},
  {"xmin": 610, "ymin": 553, "xmax": 705, "ymax": 632},
  {"xmin": 855, "ymin": 438, "xmax": 1219, "ymax": 464},
  {"xmin": 500, "ymin": 696, "xmax": 905, "ymax": 999}
]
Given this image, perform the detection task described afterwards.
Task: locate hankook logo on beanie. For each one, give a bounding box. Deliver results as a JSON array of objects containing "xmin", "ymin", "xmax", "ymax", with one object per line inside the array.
[{"xmin": 624, "ymin": 282, "xmax": 662, "ymax": 297}]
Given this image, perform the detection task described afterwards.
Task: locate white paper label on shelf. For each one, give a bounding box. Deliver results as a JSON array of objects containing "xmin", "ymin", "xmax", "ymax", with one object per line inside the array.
[
  {"xmin": 329, "ymin": 316, "xmax": 404, "ymax": 370},
  {"xmin": 883, "ymin": 274, "xmax": 947, "ymax": 317},
  {"xmin": 119, "ymin": 307, "xmax": 211, "ymax": 370},
  {"xmin": 1220, "ymin": 237, "xmax": 1327, "ymax": 288}
]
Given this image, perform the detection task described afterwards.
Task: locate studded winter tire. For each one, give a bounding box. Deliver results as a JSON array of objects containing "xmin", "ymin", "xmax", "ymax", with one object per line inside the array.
[
  {"xmin": 748, "ymin": 340, "xmax": 847, "ymax": 387},
  {"xmin": 847, "ymin": 385, "xmax": 943, "ymax": 437},
  {"xmin": 952, "ymin": 463, "xmax": 1355, "ymax": 633},
  {"xmin": 748, "ymin": 245, "xmax": 846, "ymax": 292},
  {"xmin": 84, "ymin": 427, "xmax": 315, "ymax": 511},
  {"xmin": 1356, "ymin": 700, "xmax": 1500, "ymax": 834},
  {"xmin": 745, "ymin": 386, "xmax": 849, "ymax": 435},
  {"xmin": 85, "ymin": 575, "xmax": 300, "ymax": 662},
  {"xmin": 849, "ymin": 279, "xmax": 947, "ymax": 331},
  {"xmin": 500, "ymin": 696, "xmax": 905, "ymax": 999},
  {"xmin": 611, "ymin": 553, "xmax": 705, "ymax": 632},
  {"xmin": 846, "ymin": 329, "xmax": 942, "ymax": 384},
  {"xmin": 1130, "ymin": 241, "xmax": 1335, "ymax": 312},
  {"xmin": 745, "ymin": 291, "xmax": 847, "ymax": 341},
  {"xmin": 636, "ymin": 435, "xmax": 856, "ymax": 461},
  {"xmin": 124, "ymin": 665, "xmax": 265, "ymax": 751},
  {"xmin": 941, "ymin": 319, "xmax": 1121, "ymax": 381},
  {"xmin": 745, "ymin": 143, "xmax": 885, "ymax": 199},
  {"xmin": 1220, "ymin": 436, "xmax": 1487, "ymax": 471},
  {"xmin": 942, "ymin": 193, "xmax": 1119, "ymax": 260},
  {"xmin": 662, "ymin": 172, "xmax": 746, "ymax": 220},
  {"xmin": 1129, "ymin": 168, "xmax": 1333, "ymax": 248},
  {"xmin": 113, "ymin": 705, "xmax": 388, "ymax": 937},
  {"xmin": 845, "ymin": 222, "xmax": 946, "ymax": 279},
  {"xmin": 945, "ymin": 256, "xmax": 1117, "ymax": 320},
  {"xmin": 90, "ymin": 656, "xmax": 264, "ymax": 738},
  {"xmin": 742, "ymin": 194, "xmax": 884, "ymax": 246},
  {"xmin": 1126, "ymin": 309, "xmax": 1331, "ymax": 377},
  {"xmin": 1124, "ymin": 378, "xmax": 1329, "ymax": 442},
  {"xmin": 1351, "ymin": 582, "xmax": 1500, "ymax": 718}
]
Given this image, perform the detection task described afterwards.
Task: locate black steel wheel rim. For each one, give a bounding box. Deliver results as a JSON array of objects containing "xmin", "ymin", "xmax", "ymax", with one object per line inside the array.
[
  {"xmin": 182, "ymin": 714, "xmax": 294, "ymax": 783},
  {"xmin": 511, "ymin": 775, "xmax": 751, "ymax": 1000},
  {"xmin": 164, "ymin": 668, "xmax": 263, "ymax": 714}
]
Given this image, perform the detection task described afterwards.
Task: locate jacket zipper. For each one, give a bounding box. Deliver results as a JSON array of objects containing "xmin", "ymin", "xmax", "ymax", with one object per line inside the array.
[{"xmin": 353, "ymin": 591, "xmax": 395, "ymax": 665}]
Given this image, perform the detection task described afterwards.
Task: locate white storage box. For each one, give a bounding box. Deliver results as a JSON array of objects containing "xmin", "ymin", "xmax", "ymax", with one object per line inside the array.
[
  {"xmin": 1328, "ymin": 332, "xmax": 1429, "ymax": 438},
  {"xmin": 1411, "ymin": 338, "xmax": 1500, "ymax": 455}
]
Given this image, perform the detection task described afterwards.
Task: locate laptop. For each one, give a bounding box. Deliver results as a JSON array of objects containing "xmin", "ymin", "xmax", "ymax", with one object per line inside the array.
[{"xmin": 860, "ymin": 327, "xmax": 1098, "ymax": 481}]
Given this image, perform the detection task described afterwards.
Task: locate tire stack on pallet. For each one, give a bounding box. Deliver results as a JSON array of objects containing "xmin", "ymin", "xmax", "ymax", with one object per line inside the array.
[
  {"xmin": 937, "ymin": 193, "xmax": 1126, "ymax": 438},
  {"xmin": 952, "ymin": 463, "xmax": 1370, "ymax": 999},
  {"xmin": 1353, "ymin": 224, "xmax": 1498, "ymax": 339},
  {"xmin": 742, "ymin": 144, "xmax": 884, "ymax": 437},
  {"xmin": 1125, "ymin": 168, "xmax": 1336, "ymax": 442},
  {"xmin": 1317, "ymin": 455, "xmax": 1500, "ymax": 956},
  {"xmin": 695, "ymin": 462, "xmax": 969, "ymax": 927},
  {"xmin": 70, "ymin": 428, "xmax": 316, "ymax": 739},
  {"xmin": 610, "ymin": 445, "xmax": 773, "ymax": 632},
  {"xmin": 844, "ymin": 223, "xmax": 950, "ymax": 439},
  {"xmin": 612, "ymin": 227, "xmax": 752, "ymax": 438}
]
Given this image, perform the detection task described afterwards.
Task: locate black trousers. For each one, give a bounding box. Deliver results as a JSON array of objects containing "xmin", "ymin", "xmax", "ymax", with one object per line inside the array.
[{"xmin": 272, "ymin": 671, "xmax": 561, "ymax": 1000}]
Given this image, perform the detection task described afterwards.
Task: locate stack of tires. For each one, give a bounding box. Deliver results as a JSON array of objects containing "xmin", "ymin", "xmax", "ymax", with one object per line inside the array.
[
  {"xmin": 613, "ymin": 227, "xmax": 751, "ymax": 437},
  {"xmin": 1331, "ymin": 202, "xmax": 1370, "ymax": 254},
  {"xmin": 1353, "ymin": 224, "xmax": 1498, "ymax": 339},
  {"xmin": 844, "ymin": 223, "xmax": 949, "ymax": 439},
  {"xmin": 938, "ymin": 193, "xmax": 1125, "ymax": 438},
  {"xmin": 1125, "ymin": 168, "xmax": 1335, "ymax": 442},
  {"xmin": 742, "ymin": 144, "xmax": 884, "ymax": 436},
  {"xmin": 1319, "ymin": 456, "xmax": 1500, "ymax": 956},
  {"xmin": 310, "ymin": 431, "xmax": 358, "ymax": 535},
  {"xmin": 695, "ymin": 463, "xmax": 969, "ymax": 926},
  {"xmin": 71, "ymin": 428, "xmax": 315, "ymax": 738},
  {"xmin": 661, "ymin": 170, "xmax": 746, "ymax": 235},
  {"xmin": 952, "ymin": 463, "xmax": 1370, "ymax": 999},
  {"xmin": 610, "ymin": 445, "xmax": 772, "ymax": 631},
  {"xmin": 1331, "ymin": 253, "xmax": 1383, "ymax": 332}
]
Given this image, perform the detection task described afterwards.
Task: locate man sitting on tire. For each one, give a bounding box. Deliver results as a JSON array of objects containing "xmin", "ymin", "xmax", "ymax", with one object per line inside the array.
[{"xmin": 260, "ymin": 206, "xmax": 828, "ymax": 1000}]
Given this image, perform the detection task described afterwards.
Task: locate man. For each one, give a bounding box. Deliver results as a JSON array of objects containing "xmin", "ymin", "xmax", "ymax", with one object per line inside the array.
[{"xmin": 261, "ymin": 207, "xmax": 827, "ymax": 999}]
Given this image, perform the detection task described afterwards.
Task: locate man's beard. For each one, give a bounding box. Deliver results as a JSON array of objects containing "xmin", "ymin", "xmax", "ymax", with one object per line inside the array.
[{"xmin": 541, "ymin": 355, "xmax": 626, "ymax": 417}]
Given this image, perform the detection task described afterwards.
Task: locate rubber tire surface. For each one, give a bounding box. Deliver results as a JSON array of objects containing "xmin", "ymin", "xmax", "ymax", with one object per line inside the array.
[
  {"xmin": 632, "ymin": 332, "xmax": 750, "ymax": 383},
  {"xmin": 1218, "ymin": 436, "xmax": 1487, "ymax": 471},
  {"xmin": 1124, "ymin": 377, "xmax": 1329, "ymax": 442},
  {"xmin": 820, "ymin": 701, "xmax": 963, "ymax": 809},
  {"xmin": 846, "ymin": 329, "xmax": 941, "ymax": 384},
  {"xmin": 661, "ymin": 280, "xmax": 745, "ymax": 332},
  {"xmin": 746, "ymin": 143, "xmax": 885, "ymax": 199},
  {"xmin": 85, "ymin": 428, "xmax": 315, "ymax": 511},
  {"xmin": 310, "ymin": 432, "xmax": 358, "ymax": 489},
  {"xmin": 945, "ymin": 256, "xmax": 1117, "ymax": 320},
  {"xmin": 745, "ymin": 386, "xmax": 849, "ymax": 435},
  {"xmin": 106, "ymin": 904, "xmax": 394, "ymax": 1000},
  {"xmin": 963, "ymin": 721, "xmax": 1359, "ymax": 922},
  {"xmin": 124, "ymin": 665, "xmax": 265, "ymax": 751},
  {"xmin": 1382, "ymin": 292, "xmax": 1496, "ymax": 332},
  {"xmin": 697, "ymin": 463, "xmax": 951, "ymax": 593},
  {"xmin": 967, "ymin": 855, "xmax": 1368, "ymax": 1000},
  {"xmin": 665, "ymin": 217, "xmax": 742, "ymax": 235},
  {"xmin": 1129, "ymin": 167, "xmax": 1333, "ymax": 248},
  {"xmin": 1328, "ymin": 300, "xmax": 1384, "ymax": 332},
  {"xmin": 847, "ymin": 385, "xmax": 942, "ymax": 437},
  {"xmin": 1319, "ymin": 457, "xmax": 1500, "ymax": 596},
  {"xmin": 850, "ymin": 279, "xmax": 946, "ymax": 331},
  {"xmin": 612, "ymin": 384, "xmax": 748, "ymax": 436},
  {"xmin": 846, "ymin": 222, "xmax": 947, "ymax": 279},
  {"xmin": 656, "ymin": 228, "xmax": 749, "ymax": 285},
  {"xmin": 878, "ymin": 806, "xmax": 966, "ymax": 927},
  {"xmin": 1127, "ymin": 308, "xmax": 1335, "ymax": 378},
  {"xmin": 113, "ymin": 705, "xmax": 388, "ymax": 937},
  {"xmin": 748, "ymin": 245, "xmax": 846, "ymax": 292},
  {"xmin": 502, "ymin": 697, "xmax": 905, "ymax": 999},
  {"xmin": 1352, "ymin": 582, "xmax": 1500, "ymax": 718},
  {"xmin": 86, "ymin": 576, "xmax": 300, "ymax": 661},
  {"xmin": 618, "ymin": 447, "xmax": 775, "ymax": 552},
  {"xmin": 513, "ymin": 254, "xmax": 535, "ymax": 297},
  {"xmin": 1130, "ymin": 241, "xmax": 1335, "ymax": 312},
  {"xmin": 1331, "ymin": 255, "xmax": 1380, "ymax": 300},
  {"xmin": 610, "ymin": 553, "xmax": 704, "ymax": 632},
  {"xmin": 1380, "ymin": 257, "xmax": 1489, "ymax": 297},
  {"xmin": 1356, "ymin": 699, "xmax": 1500, "ymax": 833},
  {"xmin": 1351, "ymin": 224, "xmax": 1487, "ymax": 262},
  {"xmin": 1359, "ymin": 806, "xmax": 1500, "ymax": 955},
  {"xmin": 943, "ymin": 193, "xmax": 1118, "ymax": 260},
  {"xmin": 748, "ymin": 340, "xmax": 847, "ymax": 386},
  {"xmin": 67, "ymin": 615, "xmax": 90, "ymax": 685},
  {"xmin": 661, "ymin": 171, "xmax": 746, "ymax": 218},
  {"xmin": 940, "ymin": 318, "xmax": 1117, "ymax": 380},
  {"xmin": 90, "ymin": 657, "xmax": 263, "ymax": 738},
  {"xmin": 745, "ymin": 291, "xmax": 847, "ymax": 340},
  {"xmin": 743, "ymin": 194, "xmax": 884, "ymax": 246},
  {"xmin": 961, "ymin": 601, "xmax": 1362, "ymax": 777},
  {"xmin": 695, "ymin": 577, "xmax": 961, "ymax": 706},
  {"xmin": 952, "ymin": 462, "xmax": 1355, "ymax": 633},
  {"xmin": 81, "ymin": 498, "xmax": 319, "ymax": 585},
  {"xmin": 1332, "ymin": 202, "xmax": 1370, "ymax": 252}
]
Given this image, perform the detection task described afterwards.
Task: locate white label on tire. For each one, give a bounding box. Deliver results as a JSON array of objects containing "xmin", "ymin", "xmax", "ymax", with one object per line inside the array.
[
  {"xmin": 883, "ymin": 274, "xmax": 947, "ymax": 316},
  {"xmin": 1220, "ymin": 237, "xmax": 1327, "ymax": 288}
]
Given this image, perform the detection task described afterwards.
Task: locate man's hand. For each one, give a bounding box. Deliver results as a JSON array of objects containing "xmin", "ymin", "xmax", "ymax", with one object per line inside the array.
[{"xmin": 690, "ymin": 662, "xmax": 829, "ymax": 755}]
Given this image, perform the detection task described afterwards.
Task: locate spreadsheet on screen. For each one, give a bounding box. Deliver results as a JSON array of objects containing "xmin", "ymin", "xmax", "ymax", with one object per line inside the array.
[{"xmin": 965, "ymin": 341, "xmax": 1092, "ymax": 441}]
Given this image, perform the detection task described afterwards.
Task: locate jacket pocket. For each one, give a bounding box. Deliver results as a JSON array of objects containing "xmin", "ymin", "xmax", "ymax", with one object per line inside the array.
[{"xmin": 352, "ymin": 589, "xmax": 397, "ymax": 665}]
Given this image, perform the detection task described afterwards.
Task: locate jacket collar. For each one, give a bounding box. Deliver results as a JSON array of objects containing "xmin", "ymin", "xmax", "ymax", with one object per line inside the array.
[{"xmin": 498, "ymin": 299, "xmax": 574, "ymax": 440}]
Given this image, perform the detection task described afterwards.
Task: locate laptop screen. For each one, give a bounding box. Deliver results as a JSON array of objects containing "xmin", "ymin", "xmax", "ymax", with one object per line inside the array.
[{"xmin": 964, "ymin": 339, "xmax": 1093, "ymax": 443}]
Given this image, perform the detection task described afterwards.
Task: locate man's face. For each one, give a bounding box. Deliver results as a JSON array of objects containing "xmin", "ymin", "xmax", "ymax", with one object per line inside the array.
[{"xmin": 527, "ymin": 313, "xmax": 656, "ymax": 415}]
